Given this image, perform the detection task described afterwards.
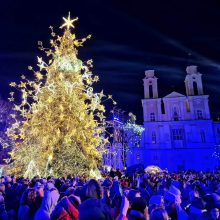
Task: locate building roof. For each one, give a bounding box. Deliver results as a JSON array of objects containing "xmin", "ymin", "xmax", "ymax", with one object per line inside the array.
[{"xmin": 164, "ymin": 91, "xmax": 185, "ymax": 98}]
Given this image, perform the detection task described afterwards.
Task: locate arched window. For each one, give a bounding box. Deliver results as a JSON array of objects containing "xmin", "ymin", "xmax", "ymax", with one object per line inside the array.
[
  {"xmin": 193, "ymin": 81, "xmax": 199, "ymax": 95},
  {"xmin": 200, "ymin": 130, "xmax": 206, "ymax": 143},
  {"xmin": 161, "ymin": 99, "xmax": 165, "ymax": 114},
  {"xmin": 152, "ymin": 131, "xmax": 156, "ymax": 144},
  {"xmin": 173, "ymin": 107, "xmax": 179, "ymax": 121},
  {"xmin": 150, "ymin": 113, "xmax": 155, "ymax": 121},
  {"xmin": 149, "ymin": 84, "xmax": 153, "ymax": 98}
]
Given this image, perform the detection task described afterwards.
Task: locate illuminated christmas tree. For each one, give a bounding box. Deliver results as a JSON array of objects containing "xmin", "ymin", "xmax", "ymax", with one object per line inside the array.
[{"xmin": 6, "ymin": 13, "xmax": 113, "ymax": 177}]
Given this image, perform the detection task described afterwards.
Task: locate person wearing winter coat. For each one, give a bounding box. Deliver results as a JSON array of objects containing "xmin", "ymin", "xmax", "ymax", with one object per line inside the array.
[
  {"xmin": 34, "ymin": 188, "xmax": 59, "ymax": 220},
  {"xmin": 50, "ymin": 195, "xmax": 80, "ymax": 220},
  {"xmin": 0, "ymin": 195, "xmax": 8, "ymax": 220}
]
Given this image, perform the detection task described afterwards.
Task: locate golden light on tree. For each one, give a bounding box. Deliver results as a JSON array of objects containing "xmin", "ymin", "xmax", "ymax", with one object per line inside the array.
[{"xmin": 6, "ymin": 13, "xmax": 114, "ymax": 178}]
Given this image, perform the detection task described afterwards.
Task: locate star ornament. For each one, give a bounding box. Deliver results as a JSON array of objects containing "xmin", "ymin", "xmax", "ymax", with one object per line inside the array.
[{"xmin": 60, "ymin": 12, "xmax": 78, "ymax": 30}]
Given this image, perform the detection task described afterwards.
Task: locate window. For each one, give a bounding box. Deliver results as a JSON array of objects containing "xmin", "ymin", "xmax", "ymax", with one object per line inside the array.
[
  {"xmin": 172, "ymin": 129, "xmax": 184, "ymax": 140},
  {"xmin": 136, "ymin": 154, "xmax": 140, "ymax": 160},
  {"xmin": 173, "ymin": 107, "xmax": 179, "ymax": 121},
  {"xmin": 152, "ymin": 131, "xmax": 156, "ymax": 144},
  {"xmin": 150, "ymin": 113, "xmax": 155, "ymax": 121},
  {"xmin": 193, "ymin": 81, "xmax": 199, "ymax": 95},
  {"xmin": 161, "ymin": 100, "xmax": 165, "ymax": 114},
  {"xmin": 173, "ymin": 112, "xmax": 179, "ymax": 121},
  {"xmin": 200, "ymin": 130, "xmax": 206, "ymax": 143},
  {"xmin": 149, "ymin": 85, "xmax": 153, "ymax": 98},
  {"xmin": 197, "ymin": 110, "xmax": 203, "ymax": 119},
  {"xmin": 217, "ymin": 128, "xmax": 220, "ymax": 134}
]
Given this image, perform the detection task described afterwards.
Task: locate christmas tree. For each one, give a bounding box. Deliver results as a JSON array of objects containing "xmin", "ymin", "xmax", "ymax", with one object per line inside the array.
[{"xmin": 6, "ymin": 13, "xmax": 112, "ymax": 177}]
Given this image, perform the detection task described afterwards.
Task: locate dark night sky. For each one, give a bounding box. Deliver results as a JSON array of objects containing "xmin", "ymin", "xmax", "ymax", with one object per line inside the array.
[{"xmin": 0, "ymin": 0, "xmax": 220, "ymax": 124}]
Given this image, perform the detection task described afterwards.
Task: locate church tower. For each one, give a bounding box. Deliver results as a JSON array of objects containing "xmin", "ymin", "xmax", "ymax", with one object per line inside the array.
[
  {"xmin": 142, "ymin": 70, "xmax": 162, "ymax": 149},
  {"xmin": 184, "ymin": 65, "xmax": 210, "ymax": 120},
  {"xmin": 143, "ymin": 70, "xmax": 158, "ymax": 98},
  {"xmin": 185, "ymin": 65, "xmax": 204, "ymax": 96}
]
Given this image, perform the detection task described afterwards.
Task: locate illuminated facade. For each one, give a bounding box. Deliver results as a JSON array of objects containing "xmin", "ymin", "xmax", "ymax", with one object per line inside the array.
[{"xmin": 129, "ymin": 65, "xmax": 220, "ymax": 171}]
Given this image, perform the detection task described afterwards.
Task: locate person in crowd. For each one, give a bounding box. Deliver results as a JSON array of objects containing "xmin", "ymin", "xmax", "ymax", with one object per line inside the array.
[
  {"xmin": 18, "ymin": 188, "xmax": 37, "ymax": 220},
  {"xmin": 1, "ymin": 169, "xmax": 220, "ymax": 220},
  {"xmin": 79, "ymin": 198, "xmax": 112, "ymax": 220},
  {"xmin": 50, "ymin": 194, "xmax": 80, "ymax": 220},
  {"xmin": 127, "ymin": 196, "xmax": 149, "ymax": 220},
  {"xmin": 0, "ymin": 194, "xmax": 8, "ymax": 220},
  {"xmin": 148, "ymin": 195, "xmax": 164, "ymax": 214},
  {"xmin": 164, "ymin": 185, "xmax": 188, "ymax": 220},
  {"xmin": 34, "ymin": 182, "xmax": 44, "ymax": 210},
  {"xmin": 150, "ymin": 208, "xmax": 169, "ymax": 220},
  {"xmin": 34, "ymin": 187, "xmax": 59, "ymax": 220},
  {"xmin": 79, "ymin": 179, "xmax": 102, "ymax": 202}
]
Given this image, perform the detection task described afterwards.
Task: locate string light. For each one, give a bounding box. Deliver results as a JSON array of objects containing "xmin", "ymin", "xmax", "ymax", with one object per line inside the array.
[{"xmin": 6, "ymin": 13, "xmax": 114, "ymax": 177}]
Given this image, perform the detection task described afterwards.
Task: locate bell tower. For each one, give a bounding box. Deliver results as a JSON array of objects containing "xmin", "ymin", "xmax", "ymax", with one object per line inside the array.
[
  {"xmin": 143, "ymin": 70, "xmax": 158, "ymax": 98},
  {"xmin": 185, "ymin": 65, "xmax": 204, "ymax": 96}
]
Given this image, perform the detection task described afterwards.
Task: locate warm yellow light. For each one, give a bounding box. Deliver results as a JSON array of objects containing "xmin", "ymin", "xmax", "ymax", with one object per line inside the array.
[
  {"xmin": 60, "ymin": 12, "xmax": 78, "ymax": 30},
  {"xmin": 6, "ymin": 15, "xmax": 114, "ymax": 178}
]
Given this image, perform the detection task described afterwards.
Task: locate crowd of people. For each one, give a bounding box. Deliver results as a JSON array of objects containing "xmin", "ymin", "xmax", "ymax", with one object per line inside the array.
[{"xmin": 0, "ymin": 169, "xmax": 219, "ymax": 220}]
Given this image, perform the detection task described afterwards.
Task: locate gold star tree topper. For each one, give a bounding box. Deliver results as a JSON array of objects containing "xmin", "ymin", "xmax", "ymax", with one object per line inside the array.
[{"xmin": 60, "ymin": 12, "xmax": 78, "ymax": 30}]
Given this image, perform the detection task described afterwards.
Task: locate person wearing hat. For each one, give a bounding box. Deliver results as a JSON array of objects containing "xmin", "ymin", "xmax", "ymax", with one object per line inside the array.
[{"xmin": 164, "ymin": 185, "xmax": 188, "ymax": 220}]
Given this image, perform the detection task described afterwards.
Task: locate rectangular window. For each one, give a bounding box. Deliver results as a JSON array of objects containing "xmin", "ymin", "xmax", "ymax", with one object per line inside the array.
[
  {"xmin": 150, "ymin": 113, "xmax": 155, "ymax": 121},
  {"xmin": 172, "ymin": 129, "xmax": 184, "ymax": 140},
  {"xmin": 197, "ymin": 110, "xmax": 203, "ymax": 119}
]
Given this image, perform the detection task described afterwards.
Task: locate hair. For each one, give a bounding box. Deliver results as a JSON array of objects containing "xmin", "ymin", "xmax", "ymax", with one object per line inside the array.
[
  {"xmin": 20, "ymin": 188, "xmax": 37, "ymax": 206},
  {"xmin": 150, "ymin": 208, "xmax": 169, "ymax": 220},
  {"xmin": 80, "ymin": 179, "xmax": 102, "ymax": 202},
  {"xmin": 79, "ymin": 198, "xmax": 112, "ymax": 220}
]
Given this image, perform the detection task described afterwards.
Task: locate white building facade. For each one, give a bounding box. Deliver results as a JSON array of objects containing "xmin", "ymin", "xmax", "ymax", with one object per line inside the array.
[{"xmin": 128, "ymin": 66, "xmax": 220, "ymax": 171}]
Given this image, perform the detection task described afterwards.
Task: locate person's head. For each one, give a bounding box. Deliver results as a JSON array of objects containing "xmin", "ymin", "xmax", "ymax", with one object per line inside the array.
[
  {"xmin": 34, "ymin": 182, "xmax": 44, "ymax": 197},
  {"xmin": 169, "ymin": 185, "xmax": 181, "ymax": 204},
  {"xmin": 79, "ymin": 179, "xmax": 102, "ymax": 203},
  {"xmin": 68, "ymin": 194, "xmax": 81, "ymax": 209},
  {"xmin": 0, "ymin": 183, "xmax": 5, "ymax": 194},
  {"xmin": 189, "ymin": 190, "xmax": 199, "ymax": 202},
  {"xmin": 150, "ymin": 208, "xmax": 169, "ymax": 220},
  {"xmin": 210, "ymin": 208, "xmax": 220, "ymax": 219},
  {"xmin": 127, "ymin": 189, "xmax": 141, "ymax": 204},
  {"xmin": 41, "ymin": 188, "xmax": 60, "ymax": 214},
  {"xmin": 79, "ymin": 198, "xmax": 112, "ymax": 220},
  {"xmin": 164, "ymin": 191, "xmax": 177, "ymax": 219},
  {"xmin": 102, "ymin": 178, "xmax": 112, "ymax": 190},
  {"xmin": 0, "ymin": 195, "xmax": 4, "ymax": 205},
  {"xmin": 148, "ymin": 195, "xmax": 164, "ymax": 214},
  {"xmin": 4, "ymin": 176, "xmax": 12, "ymax": 183},
  {"xmin": 20, "ymin": 188, "xmax": 37, "ymax": 207},
  {"xmin": 130, "ymin": 197, "xmax": 147, "ymax": 214}
]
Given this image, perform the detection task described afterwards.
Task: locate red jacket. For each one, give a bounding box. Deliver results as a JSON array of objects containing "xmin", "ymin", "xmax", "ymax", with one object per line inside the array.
[{"xmin": 51, "ymin": 196, "xmax": 79, "ymax": 220}]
